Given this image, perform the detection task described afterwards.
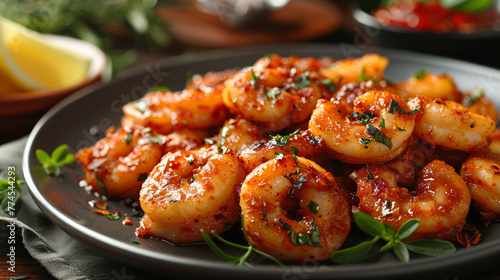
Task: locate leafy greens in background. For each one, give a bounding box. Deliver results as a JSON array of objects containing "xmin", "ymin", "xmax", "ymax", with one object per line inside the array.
[{"xmin": 0, "ymin": 0, "xmax": 173, "ymax": 75}]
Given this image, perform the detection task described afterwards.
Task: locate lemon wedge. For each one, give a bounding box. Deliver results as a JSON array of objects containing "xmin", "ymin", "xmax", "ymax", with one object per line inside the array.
[{"xmin": 0, "ymin": 15, "xmax": 91, "ymax": 95}]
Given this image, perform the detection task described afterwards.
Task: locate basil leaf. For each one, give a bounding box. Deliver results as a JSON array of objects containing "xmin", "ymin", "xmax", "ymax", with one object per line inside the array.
[
  {"xmin": 353, "ymin": 211, "xmax": 386, "ymax": 237},
  {"xmin": 330, "ymin": 238, "xmax": 378, "ymax": 264},
  {"xmin": 396, "ymin": 219, "xmax": 420, "ymax": 240},
  {"xmin": 393, "ymin": 242, "xmax": 410, "ymax": 263},
  {"xmin": 403, "ymin": 239, "xmax": 456, "ymax": 256}
]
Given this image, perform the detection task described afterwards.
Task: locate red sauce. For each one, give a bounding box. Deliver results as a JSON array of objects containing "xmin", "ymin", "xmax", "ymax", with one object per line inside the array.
[{"xmin": 373, "ymin": 0, "xmax": 499, "ymax": 33}]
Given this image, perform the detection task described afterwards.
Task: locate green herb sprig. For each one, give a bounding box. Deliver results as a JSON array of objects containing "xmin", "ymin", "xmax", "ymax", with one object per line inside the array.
[
  {"xmin": 201, "ymin": 217, "xmax": 284, "ymax": 267},
  {"xmin": 0, "ymin": 171, "xmax": 24, "ymax": 213},
  {"xmin": 330, "ymin": 212, "xmax": 455, "ymax": 264},
  {"xmin": 271, "ymin": 130, "xmax": 300, "ymax": 147},
  {"xmin": 36, "ymin": 144, "xmax": 75, "ymax": 177}
]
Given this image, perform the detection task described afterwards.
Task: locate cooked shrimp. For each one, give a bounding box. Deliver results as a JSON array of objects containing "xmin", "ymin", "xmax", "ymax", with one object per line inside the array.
[
  {"xmin": 239, "ymin": 156, "xmax": 350, "ymax": 261},
  {"xmin": 335, "ymin": 79, "xmax": 398, "ymax": 105},
  {"xmin": 136, "ymin": 146, "xmax": 246, "ymax": 244},
  {"xmin": 463, "ymin": 91, "xmax": 499, "ymax": 122},
  {"xmin": 76, "ymin": 126, "xmax": 164, "ymax": 199},
  {"xmin": 185, "ymin": 69, "xmax": 238, "ymax": 89},
  {"xmin": 410, "ymin": 97, "xmax": 496, "ymax": 153},
  {"xmin": 460, "ymin": 154, "xmax": 500, "ymax": 216},
  {"xmin": 395, "ymin": 72, "xmax": 461, "ymax": 101},
  {"xmin": 352, "ymin": 160, "xmax": 471, "ymax": 241},
  {"xmin": 222, "ymin": 55, "xmax": 324, "ymax": 131},
  {"xmin": 320, "ymin": 54, "xmax": 389, "ymax": 87},
  {"xmin": 238, "ymin": 130, "xmax": 326, "ymax": 173},
  {"xmin": 217, "ymin": 117, "xmax": 264, "ymax": 154},
  {"xmin": 309, "ymin": 91, "xmax": 416, "ymax": 164},
  {"xmin": 122, "ymin": 86, "xmax": 229, "ymax": 135},
  {"xmin": 163, "ymin": 128, "xmax": 212, "ymax": 154},
  {"xmin": 489, "ymin": 128, "xmax": 500, "ymax": 156}
]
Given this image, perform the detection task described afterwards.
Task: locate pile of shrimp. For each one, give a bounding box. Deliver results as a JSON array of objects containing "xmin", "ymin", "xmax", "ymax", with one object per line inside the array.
[{"xmin": 76, "ymin": 53, "xmax": 500, "ymax": 262}]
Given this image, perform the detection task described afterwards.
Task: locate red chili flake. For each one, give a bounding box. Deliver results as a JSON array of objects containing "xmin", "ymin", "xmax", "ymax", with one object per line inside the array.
[
  {"xmin": 88, "ymin": 200, "xmax": 108, "ymax": 210},
  {"xmin": 122, "ymin": 218, "xmax": 132, "ymax": 225},
  {"xmin": 92, "ymin": 209, "xmax": 111, "ymax": 216},
  {"xmin": 110, "ymin": 210, "xmax": 121, "ymax": 216},
  {"xmin": 457, "ymin": 224, "xmax": 482, "ymax": 248}
]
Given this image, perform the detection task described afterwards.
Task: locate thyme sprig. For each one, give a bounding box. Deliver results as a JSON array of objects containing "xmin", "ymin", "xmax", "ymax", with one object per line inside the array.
[{"xmin": 201, "ymin": 217, "xmax": 284, "ymax": 267}]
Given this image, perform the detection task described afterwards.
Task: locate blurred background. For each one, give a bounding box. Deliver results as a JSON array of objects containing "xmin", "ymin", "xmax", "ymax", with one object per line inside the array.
[{"xmin": 1, "ymin": 0, "xmax": 500, "ymax": 278}]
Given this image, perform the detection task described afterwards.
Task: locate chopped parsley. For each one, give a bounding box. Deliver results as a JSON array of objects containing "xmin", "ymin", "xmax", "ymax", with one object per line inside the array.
[
  {"xmin": 271, "ymin": 130, "xmax": 299, "ymax": 147},
  {"xmin": 413, "ymin": 70, "xmax": 428, "ymax": 80},
  {"xmin": 356, "ymin": 67, "xmax": 370, "ymax": 82},
  {"xmin": 265, "ymin": 87, "xmax": 281, "ymax": 100},
  {"xmin": 134, "ymin": 100, "xmax": 147, "ymax": 114},
  {"xmin": 366, "ymin": 124, "xmax": 393, "ymax": 149},
  {"xmin": 250, "ymin": 71, "xmax": 260, "ymax": 89},
  {"xmin": 149, "ymin": 86, "xmax": 170, "ymax": 92},
  {"xmin": 319, "ymin": 77, "xmax": 342, "ymax": 92},
  {"xmin": 388, "ymin": 100, "xmax": 421, "ymax": 115},
  {"xmin": 464, "ymin": 88, "xmax": 485, "ymax": 106},
  {"xmin": 294, "ymin": 72, "xmax": 311, "ymax": 89},
  {"xmin": 137, "ymin": 173, "xmax": 148, "ymax": 182},
  {"xmin": 308, "ymin": 201, "xmax": 319, "ymax": 214}
]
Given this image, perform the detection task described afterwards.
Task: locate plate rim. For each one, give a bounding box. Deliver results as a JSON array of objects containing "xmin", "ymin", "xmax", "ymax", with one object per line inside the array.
[{"xmin": 22, "ymin": 43, "xmax": 500, "ymax": 280}]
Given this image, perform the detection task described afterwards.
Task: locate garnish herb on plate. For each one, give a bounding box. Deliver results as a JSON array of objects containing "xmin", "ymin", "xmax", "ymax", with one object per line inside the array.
[
  {"xmin": 463, "ymin": 88, "xmax": 485, "ymax": 107},
  {"xmin": 201, "ymin": 216, "xmax": 284, "ymax": 267},
  {"xmin": 330, "ymin": 211, "xmax": 455, "ymax": 264},
  {"xmin": 271, "ymin": 130, "xmax": 300, "ymax": 147},
  {"xmin": 0, "ymin": 170, "xmax": 24, "ymax": 213},
  {"xmin": 36, "ymin": 144, "xmax": 75, "ymax": 177}
]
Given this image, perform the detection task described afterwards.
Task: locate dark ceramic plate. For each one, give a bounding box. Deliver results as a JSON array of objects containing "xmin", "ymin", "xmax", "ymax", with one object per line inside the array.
[
  {"xmin": 23, "ymin": 44, "xmax": 500, "ymax": 280},
  {"xmin": 353, "ymin": 1, "xmax": 500, "ymax": 59}
]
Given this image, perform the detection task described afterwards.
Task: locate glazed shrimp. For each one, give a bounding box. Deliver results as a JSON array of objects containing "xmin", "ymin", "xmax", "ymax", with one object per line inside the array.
[
  {"xmin": 463, "ymin": 91, "xmax": 499, "ymax": 122},
  {"xmin": 122, "ymin": 86, "xmax": 230, "ymax": 135},
  {"xmin": 352, "ymin": 160, "xmax": 471, "ymax": 241},
  {"xmin": 185, "ymin": 69, "xmax": 238, "ymax": 89},
  {"xmin": 76, "ymin": 126, "xmax": 164, "ymax": 199},
  {"xmin": 238, "ymin": 130, "xmax": 326, "ymax": 173},
  {"xmin": 163, "ymin": 128, "xmax": 212, "ymax": 154},
  {"xmin": 395, "ymin": 72, "xmax": 461, "ymax": 101},
  {"xmin": 309, "ymin": 90, "xmax": 416, "ymax": 164},
  {"xmin": 411, "ymin": 97, "xmax": 496, "ymax": 152},
  {"xmin": 489, "ymin": 128, "xmax": 500, "ymax": 156},
  {"xmin": 320, "ymin": 54, "xmax": 389, "ymax": 87},
  {"xmin": 222, "ymin": 55, "xmax": 324, "ymax": 131},
  {"xmin": 460, "ymin": 154, "xmax": 500, "ymax": 216},
  {"xmin": 239, "ymin": 156, "xmax": 350, "ymax": 261},
  {"xmin": 136, "ymin": 146, "xmax": 246, "ymax": 244},
  {"xmin": 217, "ymin": 117, "xmax": 264, "ymax": 154}
]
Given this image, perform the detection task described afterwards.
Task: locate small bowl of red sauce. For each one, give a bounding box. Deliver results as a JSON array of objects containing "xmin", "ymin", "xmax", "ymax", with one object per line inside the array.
[{"xmin": 353, "ymin": 0, "xmax": 500, "ymax": 60}]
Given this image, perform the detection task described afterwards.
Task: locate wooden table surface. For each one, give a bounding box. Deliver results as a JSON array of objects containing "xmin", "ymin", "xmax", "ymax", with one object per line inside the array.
[{"xmin": 3, "ymin": 1, "xmax": 500, "ymax": 279}]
